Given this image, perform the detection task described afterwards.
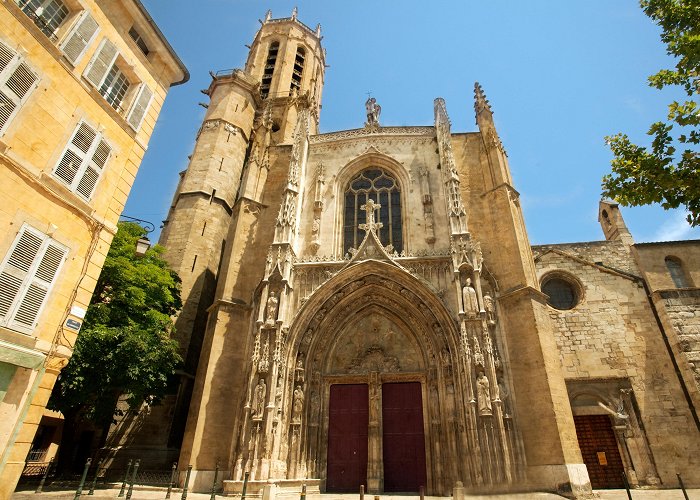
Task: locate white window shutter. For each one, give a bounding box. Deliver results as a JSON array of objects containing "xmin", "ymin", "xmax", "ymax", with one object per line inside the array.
[
  {"xmin": 60, "ymin": 11, "xmax": 100, "ymax": 65},
  {"xmin": 126, "ymin": 83, "xmax": 153, "ymax": 131},
  {"xmin": 84, "ymin": 38, "xmax": 118, "ymax": 88},
  {"xmin": 0, "ymin": 228, "xmax": 43, "ymax": 321},
  {"xmin": 0, "ymin": 40, "xmax": 39, "ymax": 134},
  {"xmin": 76, "ymin": 138, "xmax": 110, "ymax": 199},
  {"xmin": 55, "ymin": 122, "xmax": 95, "ymax": 186},
  {"xmin": 10, "ymin": 241, "xmax": 67, "ymax": 332}
]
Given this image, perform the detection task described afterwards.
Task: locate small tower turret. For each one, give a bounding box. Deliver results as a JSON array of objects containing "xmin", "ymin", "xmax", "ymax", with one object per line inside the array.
[
  {"xmin": 599, "ymin": 200, "xmax": 634, "ymax": 245},
  {"xmin": 474, "ymin": 82, "xmax": 511, "ymax": 189}
]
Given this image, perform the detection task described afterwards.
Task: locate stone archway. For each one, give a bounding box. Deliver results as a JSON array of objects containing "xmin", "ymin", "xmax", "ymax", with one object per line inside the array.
[{"xmin": 284, "ymin": 260, "xmax": 463, "ymax": 494}]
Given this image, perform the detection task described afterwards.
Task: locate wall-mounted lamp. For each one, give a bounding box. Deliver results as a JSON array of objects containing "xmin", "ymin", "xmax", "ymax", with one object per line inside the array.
[{"xmin": 119, "ymin": 215, "xmax": 155, "ymax": 257}]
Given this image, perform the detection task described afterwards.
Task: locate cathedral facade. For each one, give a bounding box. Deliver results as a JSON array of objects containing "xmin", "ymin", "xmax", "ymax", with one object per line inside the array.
[{"xmin": 111, "ymin": 11, "xmax": 700, "ymax": 498}]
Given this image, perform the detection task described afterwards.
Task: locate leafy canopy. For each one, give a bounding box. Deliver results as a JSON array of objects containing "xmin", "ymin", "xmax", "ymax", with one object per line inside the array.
[
  {"xmin": 49, "ymin": 222, "xmax": 182, "ymax": 425},
  {"xmin": 602, "ymin": 0, "xmax": 700, "ymax": 226}
]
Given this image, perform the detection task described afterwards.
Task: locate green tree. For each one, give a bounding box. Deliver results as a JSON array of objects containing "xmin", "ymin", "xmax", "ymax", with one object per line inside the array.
[
  {"xmin": 48, "ymin": 222, "xmax": 182, "ymax": 469},
  {"xmin": 602, "ymin": 0, "xmax": 700, "ymax": 226}
]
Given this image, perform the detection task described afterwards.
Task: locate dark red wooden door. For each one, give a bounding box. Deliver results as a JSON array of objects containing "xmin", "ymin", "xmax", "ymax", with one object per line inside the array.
[
  {"xmin": 327, "ymin": 384, "xmax": 369, "ymax": 492},
  {"xmin": 382, "ymin": 382, "xmax": 427, "ymax": 492},
  {"xmin": 574, "ymin": 415, "xmax": 625, "ymax": 489}
]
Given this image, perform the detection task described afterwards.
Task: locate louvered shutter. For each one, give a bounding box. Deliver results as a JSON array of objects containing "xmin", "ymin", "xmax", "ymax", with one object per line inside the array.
[
  {"xmin": 10, "ymin": 241, "xmax": 67, "ymax": 332},
  {"xmin": 54, "ymin": 121, "xmax": 110, "ymax": 200},
  {"xmin": 60, "ymin": 11, "xmax": 99, "ymax": 65},
  {"xmin": 0, "ymin": 228, "xmax": 43, "ymax": 322},
  {"xmin": 0, "ymin": 40, "xmax": 39, "ymax": 134},
  {"xmin": 76, "ymin": 137, "xmax": 110, "ymax": 199},
  {"xmin": 84, "ymin": 38, "xmax": 118, "ymax": 88},
  {"xmin": 126, "ymin": 84, "xmax": 153, "ymax": 131},
  {"xmin": 55, "ymin": 122, "xmax": 95, "ymax": 186}
]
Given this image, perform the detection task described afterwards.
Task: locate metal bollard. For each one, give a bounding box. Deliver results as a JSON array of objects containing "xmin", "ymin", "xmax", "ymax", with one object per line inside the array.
[
  {"xmin": 36, "ymin": 457, "xmax": 54, "ymax": 493},
  {"xmin": 181, "ymin": 464, "xmax": 192, "ymax": 500},
  {"xmin": 88, "ymin": 458, "xmax": 103, "ymax": 495},
  {"xmin": 241, "ymin": 471, "xmax": 249, "ymax": 500},
  {"xmin": 166, "ymin": 462, "xmax": 178, "ymax": 499},
  {"xmin": 74, "ymin": 458, "xmax": 92, "ymax": 499},
  {"xmin": 621, "ymin": 470, "xmax": 632, "ymax": 500},
  {"xmin": 210, "ymin": 461, "xmax": 220, "ymax": 500},
  {"xmin": 419, "ymin": 485, "xmax": 424, "ymax": 500},
  {"xmin": 118, "ymin": 460, "xmax": 133, "ymax": 497},
  {"xmin": 677, "ymin": 473, "xmax": 689, "ymax": 500},
  {"xmin": 359, "ymin": 484, "xmax": 364, "ymax": 500},
  {"xmin": 300, "ymin": 483, "xmax": 306, "ymax": 500},
  {"xmin": 125, "ymin": 459, "xmax": 140, "ymax": 500}
]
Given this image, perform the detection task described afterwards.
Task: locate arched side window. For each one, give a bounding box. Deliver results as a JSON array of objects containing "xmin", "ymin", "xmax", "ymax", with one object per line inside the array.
[
  {"xmin": 343, "ymin": 168, "xmax": 402, "ymax": 255},
  {"xmin": 260, "ymin": 41, "xmax": 279, "ymax": 99},
  {"xmin": 665, "ymin": 256, "xmax": 690, "ymax": 288},
  {"xmin": 290, "ymin": 47, "xmax": 305, "ymax": 94}
]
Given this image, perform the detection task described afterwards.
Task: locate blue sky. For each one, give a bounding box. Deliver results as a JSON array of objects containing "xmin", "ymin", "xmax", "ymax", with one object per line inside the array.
[{"xmin": 126, "ymin": 0, "xmax": 700, "ymax": 245}]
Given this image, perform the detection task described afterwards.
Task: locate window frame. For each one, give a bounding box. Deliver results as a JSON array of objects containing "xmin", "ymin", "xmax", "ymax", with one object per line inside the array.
[
  {"xmin": 59, "ymin": 9, "xmax": 100, "ymax": 66},
  {"xmin": 665, "ymin": 256, "xmax": 690, "ymax": 288},
  {"xmin": 0, "ymin": 224, "xmax": 68, "ymax": 335},
  {"xmin": 52, "ymin": 120, "xmax": 112, "ymax": 201},
  {"xmin": 16, "ymin": 0, "xmax": 70, "ymax": 40},
  {"xmin": 83, "ymin": 38, "xmax": 133, "ymax": 113}
]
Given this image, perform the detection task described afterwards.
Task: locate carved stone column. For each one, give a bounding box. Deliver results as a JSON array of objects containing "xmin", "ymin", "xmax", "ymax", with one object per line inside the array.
[{"xmin": 367, "ymin": 372, "xmax": 383, "ymax": 493}]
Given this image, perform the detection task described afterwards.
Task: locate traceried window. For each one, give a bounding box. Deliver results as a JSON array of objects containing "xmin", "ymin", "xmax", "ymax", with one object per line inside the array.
[
  {"xmin": 541, "ymin": 274, "xmax": 581, "ymax": 310},
  {"xmin": 0, "ymin": 40, "xmax": 39, "ymax": 135},
  {"xmin": 260, "ymin": 41, "xmax": 278, "ymax": 99},
  {"xmin": 0, "ymin": 224, "xmax": 68, "ymax": 335},
  {"xmin": 290, "ymin": 46, "xmax": 305, "ymax": 94},
  {"xmin": 53, "ymin": 121, "xmax": 111, "ymax": 200},
  {"xmin": 665, "ymin": 256, "xmax": 690, "ymax": 288},
  {"xmin": 16, "ymin": 0, "xmax": 69, "ymax": 40},
  {"xmin": 343, "ymin": 168, "xmax": 402, "ymax": 255}
]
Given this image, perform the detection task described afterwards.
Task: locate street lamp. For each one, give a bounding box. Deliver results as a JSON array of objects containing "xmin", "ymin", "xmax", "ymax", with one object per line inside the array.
[{"xmin": 119, "ymin": 215, "xmax": 155, "ymax": 257}]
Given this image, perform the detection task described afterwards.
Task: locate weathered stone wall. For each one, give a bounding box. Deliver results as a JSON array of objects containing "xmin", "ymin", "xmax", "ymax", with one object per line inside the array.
[{"xmin": 534, "ymin": 243, "xmax": 700, "ymax": 485}]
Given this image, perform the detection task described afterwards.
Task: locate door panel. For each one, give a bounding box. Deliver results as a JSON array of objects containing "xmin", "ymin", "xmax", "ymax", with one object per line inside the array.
[
  {"xmin": 326, "ymin": 384, "xmax": 369, "ymax": 492},
  {"xmin": 382, "ymin": 382, "xmax": 426, "ymax": 492},
  {"xmin": 574, "ymin": 415, "xmax": 625, "ymax": 489}
]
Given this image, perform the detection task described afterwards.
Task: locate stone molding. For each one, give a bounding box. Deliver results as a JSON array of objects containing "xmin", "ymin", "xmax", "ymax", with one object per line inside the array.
[{"xmin": 309, "ymin": 126, "xmax": 435, "ymax": 144}]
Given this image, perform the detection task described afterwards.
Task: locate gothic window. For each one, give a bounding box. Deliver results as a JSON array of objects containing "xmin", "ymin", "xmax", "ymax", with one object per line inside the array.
[
  {"xmin": 343, "ymin": 168, "xmax": 402, "ymax": 255},
  {"xmin": 541, "ymin": 274, "xmax": 581, "ymax": 310},
  {"xmin": 260, "ymin": 41, "xmax": 278, "ymax": 99},
  {"xmin": 665, "ymin": 256, "xmax": 690, "ymax": 288},
  {"xmin": 290, "ymin": 46, "xmax": 305, "ymax": 94}
]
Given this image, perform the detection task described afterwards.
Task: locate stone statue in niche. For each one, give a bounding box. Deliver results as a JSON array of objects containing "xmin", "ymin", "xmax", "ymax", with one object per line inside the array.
[
  {"xmin": 292, "ymin": 386, "xmax": 304, "ymax": 423},
  {"xmin": 265, "ymin": 291, "xmax": 279, "ymax": 326},
  {"xmin": 252, "ymin": 378, "xmax": 267, "ymax": 420},
  {"xmin": 477, "ymin": 371, "xmax": 492, "ymax": 416},
  {"xmin": 462, "ymin": 278, "xmax": 479, "ymax": 318},
  {"xmin": 483, "ymin": 294, "xmax": 496, "ymax": 325},
  {"xmin": 295, "ymin": 354, "xmax": 305, "ymax": 382}
]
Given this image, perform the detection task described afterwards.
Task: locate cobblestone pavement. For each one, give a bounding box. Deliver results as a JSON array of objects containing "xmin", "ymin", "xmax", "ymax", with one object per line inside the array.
[{"xmin": 11, "ymin": 487, "xmax": 700, "ymax": 500}]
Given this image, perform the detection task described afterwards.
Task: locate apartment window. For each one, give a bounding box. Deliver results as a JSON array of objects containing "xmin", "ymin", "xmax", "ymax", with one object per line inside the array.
[
  {"xmin": 54, "ymin": 121, "xmax": 111, "ymax": 200},
  {"xmin": 665, "ymin": 256, "xmax": 690, "ymax": 288},
  {"xmin": 60, "ymin": 11, "xmax": 99, "ymax": 65},
  {"xmin": 290, "ymin": 46, "xmax": 305, "ymax": 94},
  {"xmin": 0, "ymin": 224, "xmax": 68, "ymax": 335},
  {"xmin": 84, "ymin": 39, "xmax": 131, "ymax": 111},
  {"xmin": 128, "ymin": 26, "xmax": 149, "ymax": 56},
  {"xmin": 343, "ymin": 168, "xmax": 402, "ymax": 255},
  {"xmin": 0, "ymin": 40, "xmax": 39, "ymax": 135},
  {"xmin": 260, "ymin": 41, "xmax": 278, "ymax": 99},
  {"xmin": 16, "ymin": 0, "xmax": 69, "ymax": 40}
]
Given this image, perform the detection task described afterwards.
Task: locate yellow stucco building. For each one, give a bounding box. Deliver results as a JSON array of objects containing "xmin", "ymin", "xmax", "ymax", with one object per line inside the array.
[{"xmin": 0, "ymin": 0, "xmax": 187, "ymax": 496}]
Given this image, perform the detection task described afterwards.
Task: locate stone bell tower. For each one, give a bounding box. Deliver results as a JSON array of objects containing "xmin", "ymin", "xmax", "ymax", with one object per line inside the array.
[{"xmin": 117, "ymin": 10, "xmax": 325, "ymax": 467}]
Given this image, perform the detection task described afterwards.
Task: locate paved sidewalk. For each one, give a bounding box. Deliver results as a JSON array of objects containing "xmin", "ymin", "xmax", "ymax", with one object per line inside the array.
[{"xmin": 11, "ymin": 487, "xmax": 700, "ymax": 500}]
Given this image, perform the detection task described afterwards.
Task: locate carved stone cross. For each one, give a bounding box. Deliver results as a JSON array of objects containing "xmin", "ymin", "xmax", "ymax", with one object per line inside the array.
[{"xmin": 359, "ymin": 199, "xmax": 383, "ymax": 233}]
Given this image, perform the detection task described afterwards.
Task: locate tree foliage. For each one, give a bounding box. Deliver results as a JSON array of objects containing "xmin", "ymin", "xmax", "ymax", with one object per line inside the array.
[
  {"xmin": 602, "ymin": 0, "xmax": 700, "ymax": 226},
  {"xmin": 49, "ymin": 222, "xmax": 182, "ymax": 426}
]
